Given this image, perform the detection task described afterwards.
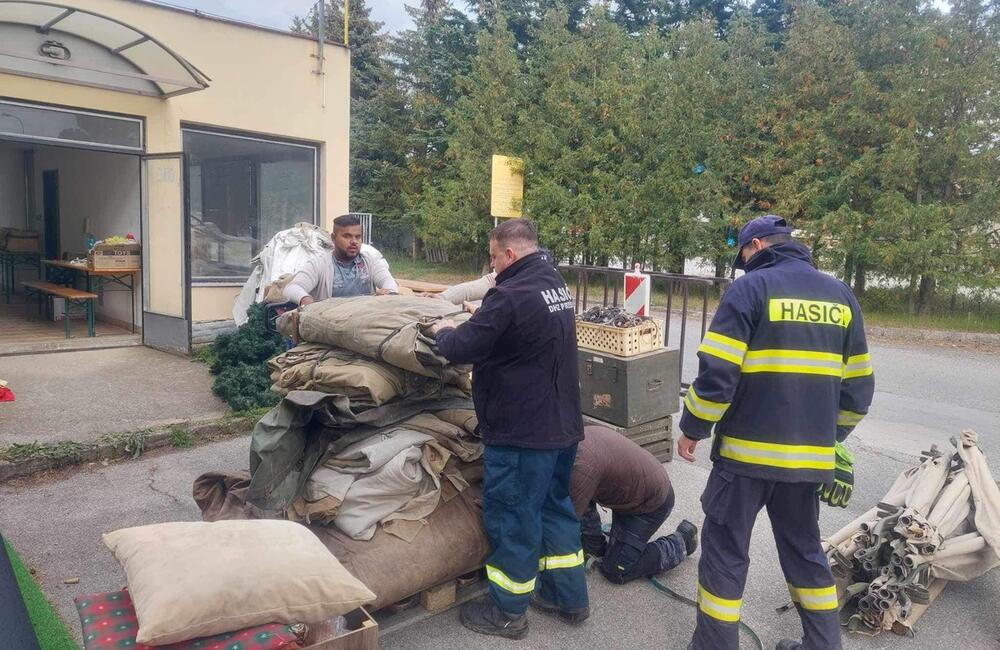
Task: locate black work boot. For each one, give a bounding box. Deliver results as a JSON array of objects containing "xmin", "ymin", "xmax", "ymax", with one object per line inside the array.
[
  {"xmin": 582, "ymin": 532, "xmax": 608, "ymax": 558},
  {"xmin": 460, "ymin": 597, "xmax": 528, "ymax": 640},
  {"xmin": 529, "ymin": 592, "xmax": 590, "ymax": 625},
  {"xmin": 676, "ymin": 520, "xmax": 699, "ymax": 556},
  {"xmin": 775, "ymin": 640, "xmax": 804, "ymax": 650}
]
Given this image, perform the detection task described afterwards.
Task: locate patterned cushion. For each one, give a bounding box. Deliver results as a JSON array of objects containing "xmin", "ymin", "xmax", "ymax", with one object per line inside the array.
[{"xmin": 75, "ymin": 590, "xmax": 305, "ymax": 650}]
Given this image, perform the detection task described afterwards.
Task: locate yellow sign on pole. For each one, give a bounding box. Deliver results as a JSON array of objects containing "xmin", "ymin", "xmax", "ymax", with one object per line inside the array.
[{"xmin": 491, "ymin": 154, "xmax": 524, "ymax": 219}]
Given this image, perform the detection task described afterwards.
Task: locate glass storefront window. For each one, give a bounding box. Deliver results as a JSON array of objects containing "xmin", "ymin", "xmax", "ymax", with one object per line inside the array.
[
  {"xmin": 183, "ymin": 128, "xmax": 317, "ymax": 282},
  {"xmin": 0, "ymin": 99, "xmax": 142, "ymax": 151}
]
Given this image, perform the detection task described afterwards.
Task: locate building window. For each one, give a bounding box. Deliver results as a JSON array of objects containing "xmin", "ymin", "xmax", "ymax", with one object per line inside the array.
[
  {"xmin": 0, "ymin": 99, "xmax": 143, "ymax": 152},
  {"xmin": 183, "ymin": 128, "xmax": 317, "ymax": 282}
]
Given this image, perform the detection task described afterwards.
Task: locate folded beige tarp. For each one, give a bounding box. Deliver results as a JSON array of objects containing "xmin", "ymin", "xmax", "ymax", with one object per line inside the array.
[
  {"xmin": 287, "ymin": 412, "xmax": 483, "ymax": 531},
  {"xmin": 270, "ymin": 343, "xmax": 413, "ymax": 406},
  {"xmin": 270, "ymin": 343, "xmax": 472, "ymax": 410},
  {"xmin": 277, "ymin": 295, "xmax": 471, "ymax": 379}
]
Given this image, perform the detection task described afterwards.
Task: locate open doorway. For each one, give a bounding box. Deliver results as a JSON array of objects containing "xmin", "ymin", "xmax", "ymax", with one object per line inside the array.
[{"xmin": 0, "ymin": 140, "xmax": 143, "ymax": 355}]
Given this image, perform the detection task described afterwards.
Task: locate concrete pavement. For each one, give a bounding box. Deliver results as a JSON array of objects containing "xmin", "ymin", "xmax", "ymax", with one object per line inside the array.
[
  {"xmin": 0, "ymin": 347, "xmax": 227, "ymax": 446},
  {"xmin": 0, "ymin": 436, "xmax": 250, "ymax": 639},
  {"xmin": 0, "ymin": 335, "xmax": 998, "ymax": 648}
]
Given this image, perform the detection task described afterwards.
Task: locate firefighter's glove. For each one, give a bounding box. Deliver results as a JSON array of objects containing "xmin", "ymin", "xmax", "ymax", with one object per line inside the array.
[{"xmin": 819, "ymin": 443, "xmax": 854, "ymax": 508}]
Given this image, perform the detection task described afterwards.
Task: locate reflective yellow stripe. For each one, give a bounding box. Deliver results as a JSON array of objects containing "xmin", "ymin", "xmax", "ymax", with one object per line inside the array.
[
  {"xmin": 742, "ymin": 349, "xmax": 844, "ymax": 377},
  {"xmin": 684, "ymin": 387, "xmax": 730, "ymax": 423},
  {"xmin": 697, "ymin": 583, "xmax": 741, "ymax": 623},
  {"xmin": 788, "ymin": 584, "xmax": 839, "ymax": 611},
  {"xmin": 698, "ymin": 331, "xmax": 748, "ymax": 366},
  {"xmin": 539, "ymin": 549, "xmax": 584, "ymax": 571},
  {"xmin": 836, "ymin": 410, "xmax": 865, "ymax": 427},
  {"xmin": 843, "ymin": 353, "xmax": 873, "ymax": 379},
  {"xmin": 719, "ymin": 435, "xmax": 835, "ymax": 471},
  {"xmin": 486, "ymin": 565, "xmax": 536, "ymax": 595},
  {"xmin": 768, "ymin": 298, "xmax": 853, "ymax": 328}
]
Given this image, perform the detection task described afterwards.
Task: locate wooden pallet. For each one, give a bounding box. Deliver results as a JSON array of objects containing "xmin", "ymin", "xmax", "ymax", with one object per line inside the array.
[
  {"xmin": 384, "ymin": 569, "xmax": 485, "ymax": 615},
  {"xmin": 642, "ymin": 439, "xmax": 674, "ymax": 463},
  {"xmin": 584, "ymin": 414, "xmax": 673, "ymax": 462}
]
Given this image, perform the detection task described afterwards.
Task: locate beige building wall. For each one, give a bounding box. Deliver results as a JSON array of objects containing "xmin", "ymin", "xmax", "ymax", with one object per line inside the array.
[
  {"xmin": 191, "ymin": 286, "xmax": 244, "ymax": 322},
  {"xmin": 0, "ymin": 0, "xmax": 351, "ymax": 323}
]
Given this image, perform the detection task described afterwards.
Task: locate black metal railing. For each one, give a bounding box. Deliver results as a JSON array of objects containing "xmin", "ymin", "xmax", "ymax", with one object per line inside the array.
[{"xmin": 560, "ymin": 264, "xmax": 731, "ymax": 389}]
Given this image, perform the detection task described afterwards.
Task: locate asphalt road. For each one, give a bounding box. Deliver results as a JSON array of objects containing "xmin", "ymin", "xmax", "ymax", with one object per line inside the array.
[
  {"xmin": 385, "ymin": 335, "xmax": 1000, "ymax": 649},
  {"xmin": 0, "ymin": 334, "xmax": 998, "ymax": 649}
]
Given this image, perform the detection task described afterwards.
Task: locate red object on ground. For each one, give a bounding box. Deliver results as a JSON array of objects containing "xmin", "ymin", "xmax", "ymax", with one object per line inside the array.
[
  {"xmin": 75, "ymin": 590, "xmax": 305, "ymax": 650},
  {"xmin": 0, "ymin": 387, "xmax": 13, "ymax": 402}
]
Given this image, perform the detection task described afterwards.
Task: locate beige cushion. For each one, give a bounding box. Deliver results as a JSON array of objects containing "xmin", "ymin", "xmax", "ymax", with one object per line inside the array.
[{"xmin": 103, "ymin": 520, "xmax": 376, "ymax": 645}]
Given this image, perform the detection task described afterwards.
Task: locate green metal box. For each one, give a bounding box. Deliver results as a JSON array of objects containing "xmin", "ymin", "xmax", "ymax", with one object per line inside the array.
[{"xmin": 578, "ymin": 348, "xmax": 681, "ymax": 428}]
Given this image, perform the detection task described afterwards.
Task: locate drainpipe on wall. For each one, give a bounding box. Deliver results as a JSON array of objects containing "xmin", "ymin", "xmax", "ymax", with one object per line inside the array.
[{"xmin": 314, "ymin": 0, "xmax": 327, "ymax": 108}]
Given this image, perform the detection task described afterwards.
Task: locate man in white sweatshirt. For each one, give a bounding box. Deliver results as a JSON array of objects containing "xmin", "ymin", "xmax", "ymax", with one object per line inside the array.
[{"xmin": 282, "ymin": 214, "xmax": 399, "ymax": 306}]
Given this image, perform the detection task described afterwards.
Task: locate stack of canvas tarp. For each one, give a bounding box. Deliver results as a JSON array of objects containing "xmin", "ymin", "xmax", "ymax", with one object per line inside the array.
[
  {"xmin": 823, "ymin": 430, "xmax": 1000, "ymax": 637},
  {"xmin": 277, "ymin": 295, "xmax": 472, "ymax": 378},
  {"xmin": 258, "ymin": 296, "xmax": 480, "ymax": 542},
  {"xmin": 196, "ymin": 293, "xmax": 489, "ymax": 608},
  {"xmin": 287, "ymin": 413, "xmax": 482, "ymax": 540},
  {"xmin": 270, "ymin": 344, "xmax": 440, "ymax": 407}
]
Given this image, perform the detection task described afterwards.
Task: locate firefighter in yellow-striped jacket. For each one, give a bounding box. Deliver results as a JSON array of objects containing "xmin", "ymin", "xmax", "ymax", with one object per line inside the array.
[{"xmin": 677, "ymin": 216, "xmax": 874, "ymax": 650}]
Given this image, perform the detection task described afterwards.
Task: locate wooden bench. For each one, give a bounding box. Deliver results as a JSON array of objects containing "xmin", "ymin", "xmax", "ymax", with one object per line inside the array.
[{"xmin": 22, "ymin": 281, "xmax": 98, "ymax": 338}]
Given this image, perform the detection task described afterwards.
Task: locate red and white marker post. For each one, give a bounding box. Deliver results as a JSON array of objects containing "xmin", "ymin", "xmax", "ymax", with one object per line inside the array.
[{"xmin": 624, "ymin": 264, "xmax": 651, "ymax": 317}]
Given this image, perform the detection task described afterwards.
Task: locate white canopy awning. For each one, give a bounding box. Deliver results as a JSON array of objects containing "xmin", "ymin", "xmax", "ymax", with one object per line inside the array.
[{"xmin": 0, "ymin": 1, "xmax": 210, "ymax": 98}]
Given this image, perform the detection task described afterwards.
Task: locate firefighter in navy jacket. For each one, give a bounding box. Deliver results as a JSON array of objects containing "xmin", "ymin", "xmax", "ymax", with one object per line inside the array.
[
  {"xmin": 433, "ymin": 219, "xmax": 587, "ymax": 640},
  {"xmin": 679, "ymin": 216, "xmax": 874, "ymax": 650}
]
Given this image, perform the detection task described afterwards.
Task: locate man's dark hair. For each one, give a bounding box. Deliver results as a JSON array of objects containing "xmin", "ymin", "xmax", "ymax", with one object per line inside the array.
[
  {"xmin": 760, "ymin": 233, "xmax": 794, "ymax": 246},
  {"xmin": 490, "ymin": 218, "xmax": 538, "ymax": 252},
  {"xmin": 333, "ymin": 214, "xmax": 361, "ymax": 229}
]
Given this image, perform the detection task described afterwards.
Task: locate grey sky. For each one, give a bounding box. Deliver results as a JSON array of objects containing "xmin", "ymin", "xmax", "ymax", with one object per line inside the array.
[{"xmin": 161, "ymin": 0, "xmax": 417, "ymax": 34}]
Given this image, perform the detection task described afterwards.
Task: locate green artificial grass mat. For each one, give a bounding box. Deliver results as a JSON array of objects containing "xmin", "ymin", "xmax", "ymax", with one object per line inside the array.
[{"xmin": 4, "ymin": 539, "xmax": 79, "ymax": 649}]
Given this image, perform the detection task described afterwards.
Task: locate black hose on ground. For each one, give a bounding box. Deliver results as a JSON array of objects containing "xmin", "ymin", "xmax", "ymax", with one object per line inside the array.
[{"xmin": 647, "ymin": 576, "xmax": 764, "ymax": 650}]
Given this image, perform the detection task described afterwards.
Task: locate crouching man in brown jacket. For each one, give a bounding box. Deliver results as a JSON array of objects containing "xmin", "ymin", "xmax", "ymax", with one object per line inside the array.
[{"xmin": 572, "ymin": 426, "xmax": 698, "ymax": 584}]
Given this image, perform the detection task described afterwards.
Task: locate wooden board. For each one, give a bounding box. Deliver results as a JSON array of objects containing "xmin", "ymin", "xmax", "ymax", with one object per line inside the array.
[
  {"xmin": 43, "ymin": 260, "xmax": 139, "ymax": 276},
  {"xmin": 22, "ymin": 281, "xmax": 97, "ymax": 300},
  {"xmin": 420, "ymin": 580, "xmax": 457, "ymax": 612},
  {"xmin": 396, "ymin": 278, "xmax": 450, "ymax": 293},
  {"xmin": 304, "ymin": 608, "xmax": 378, "ymax": 650}
]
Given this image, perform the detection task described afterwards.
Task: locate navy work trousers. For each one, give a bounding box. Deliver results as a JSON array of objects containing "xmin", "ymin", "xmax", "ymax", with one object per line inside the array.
[
  {"xmin": 482, "ymin": 444, "xmax": 588, "ymax": 615},
  {"xmin": 580, "ymin": 489, "xmax": 688, "ymax": 584},
  {"xmin": 691, "ymin": 467, "xmax": 842, "ymax": 650}
]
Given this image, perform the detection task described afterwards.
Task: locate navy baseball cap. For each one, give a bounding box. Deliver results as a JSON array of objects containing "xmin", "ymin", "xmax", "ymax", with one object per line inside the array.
[{"xmin": 733, "ymin": 215, "xmax": 793, "ymax": 269}]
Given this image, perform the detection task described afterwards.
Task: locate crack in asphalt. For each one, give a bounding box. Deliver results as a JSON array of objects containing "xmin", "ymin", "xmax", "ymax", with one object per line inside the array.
[
  {"xmin": 146, "ymin": 466, "xmax": 182, "ymax": 505},
  {"xmin": 852, "ymin": 441, "xmax": 919, "ymax": 467}
]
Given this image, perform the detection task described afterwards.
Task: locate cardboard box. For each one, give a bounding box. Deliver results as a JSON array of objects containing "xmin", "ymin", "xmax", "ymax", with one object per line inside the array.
[
  {"xmin": 89, "ymin": 242, "xmax": 141, "ymax": 270},
  {"xmin": 1, "ymin": 229, "xmax": 40, "ymax": 253},
  {"xmin": 304, "ymin": 608, "xmax": 378, "ymax": 650}
]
